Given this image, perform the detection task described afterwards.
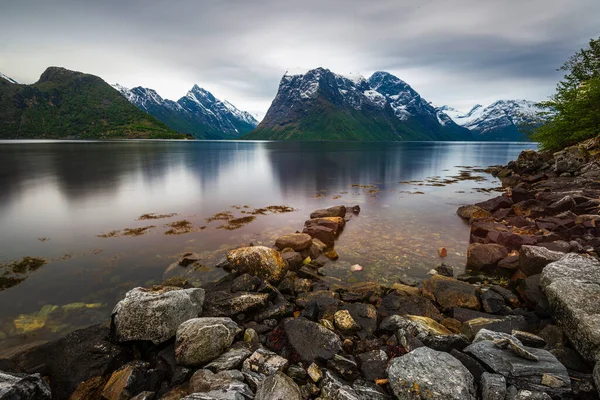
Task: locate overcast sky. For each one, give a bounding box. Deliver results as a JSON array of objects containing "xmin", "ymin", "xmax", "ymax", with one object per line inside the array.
[{"xmin": 1, "ymin": 0, "xmax": 599, "ymax": 120}]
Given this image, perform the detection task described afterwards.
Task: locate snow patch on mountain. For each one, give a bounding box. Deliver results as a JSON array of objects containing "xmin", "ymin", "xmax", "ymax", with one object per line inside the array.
[{"xmin": 0, "ymin": 72, "xmax": 18, "ymax": 84}]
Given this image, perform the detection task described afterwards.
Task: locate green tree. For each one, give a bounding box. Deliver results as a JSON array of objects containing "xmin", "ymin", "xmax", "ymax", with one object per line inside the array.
[{"xmin": 531, "ymin": 37, "xmax": 600, "ymax": 150}]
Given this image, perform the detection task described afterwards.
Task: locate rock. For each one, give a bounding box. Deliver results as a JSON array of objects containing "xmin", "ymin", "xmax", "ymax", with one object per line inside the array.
[
  {"xmin": 242, "ymin": 348, "xmax": 288, "ymax": 376},
  {"xmin": 450, "ymin": 349, "xmax": 488, "ymax": 383},
  {"xmin": 130, "ymin": 392, "xmax": 154, "ymax": 400},
  {"xmin": 465, "ymin": 340, "xmax": 570, "ymax": 396},
  {"xmin": 203, "ymin": 291, "xmax": 269, "ymax": 317},
  {"xmin": 461, "ymin": 315, "xmax": 527, "ymax": 340},
  {"xmin": 284, "ymin": 318, "xmax": 342, "ymax": 362},
  {"xmin": 475, "ymin": 196, "xmax": 514, "ymax": 212},
  {"xmin": 467, "ymin": 243, "xmax": 509, "ymax": 270},
  {"xmin": 357, "ymin": 350, "xmax": 388, "ymax": 382},
  {"xmin": 231, "ymin": 274, "xmax": 263, "ymax": 293},
  {"xmin": 205, "ymin": 347, "xmax": 253, "ymax": 372},
  {"xmin": 548, "ymin": 196, "xmax": 576, "ymax": 214},
  {"xmin": 519, "ymin": 246, "xmax": 564, "ymax": 276},
  {"xmin": 512, "ymin": 331, "xmax": 546, "ymax": 348},
  {"xmin": 377, "ymin": 291, "xmax": 443, "ymax": 321},
  {"xmin": 310, "ymin": 206, "xmax": 346, "ymax": 219},
  {"xmin": 489, "ymin": 285, "xmax": 520, "ymax": 308},
  {"xmin": 226, "ymin": 246, "xmax": 289, "ymax": 284},
  {"xmin": 438, "ymin": 247, "xmax": 448, "ymax": 257},
  {"xmin": 537, "ymin": 240, "xmax": 570, "ymax": 253},
  {"xmin": 352, "ymin": 381, "xmax": 391, "ymax": 400},
  {"xmin": 481, "ymin": 290, "xmax": 505, "ymax": 314},
  {"xmin": 326, "ymin": 354, "xmax": 359, "ymax": 381},
  {"xmin": 184, "ymin": 377, "xmax": 253, "ymax": 400},
  {"xmin": 594, "ymin": 363, "xmax": 599, "ymax": 396},
  {"xmin": 304, "ymin": 217, "xmax": 345, "ymax": 235},
  {"xmin": 554, "ymin": 145, "xmax": 588, "ymax": 173},
  {"xmin": 302, "ymin": 225, "xmax": 336, "ymax": 248},
  {"xmin": 9, "ymin": 324, "xmax": 132, "ymax": 400},
  {"xmin": 515, "ymin": 149, "xmax": 545, "ymax": 172},
  {"xmin": 111, "ymin": 286, "xmax": 205, "ymax": 344},
  {"xmin": 452, "ymin": 308, "xmax": 502, "ymax": 323},
  {"xmin": 320, "ymin": 370, "xmax": 360, "ymax": 400},
  {"xmin": 422, "ymin": 275, "xmax": 480, "ymax": 311},
  {"xmin": 457, "ymin": 205, "xmax": 492, "ymax": 220},
  {"xmin": 550, "ymin": 347, "xmax": 591, "ymax": 373},
  {"xmin": 296, "ymin": 291, "xmax": 340, "ymax": 320},
  {"xmin": 510, "ymin": 389, "xmax": 552, "ymax": 400},
  {"xmin": 388, "ymin": 315, "xmax": 469, "ymax": 352},
  {"xmin": 286, "ymin": 364, "xmax": 307, "ymax": 381},
  {"xmin": 244, "ymin": 328, "xmax": 260, "ymax": 344},
  {"xmin": 307, "ymin": 363, "xmax": 322, "ymax": 383},
  {"xmin": 175, "ymin": 318, "xmax": 242, "ymax": 366},
  {"xmin": 69, "ymin": 376, "xmax": 108, "ymax": 400},
  {"xmin": 334, "ymin": 310, "xmax": 360, "ymax": 333},
  {"xmin": 540, "ymin": 253, "xmax": 600, "ymax": 362},
  {"xmin": 481, "ymin": 372, "xmax": 507, "ymax": 400},
  {"xmin": 255, "ymin": 372, "xmax": 301, "ymax": 400},
  {"xmin": 282, "ymin": 252, "xmax": 303, "ymax": 272},
  {"xmin": 518, "ymin": 274, "xmax": 549, "ymax": 313},
  {"xmin": 435, "ymin": 263, "xmax": 454, "ymax": 277},
  {"xmin": 474, "ymin": 328, "xmax": 523, "ymax": 345},
  {"xmin": 275, "ymin": 233, "xmax": 313, "ymax": 251},
  {"xmin": 339, "ymin": 281, "xmax": 383, "ymax": 302},
  {"xmin": 340, "ymin": 303, "xmax": 378, "ymax": 340},
  {"xmin": 0, "ymin": 371, "xmax": 51, "ymax": 399},
  {"xmin": 386, "ymin": 347, "xmax": 476, "ymax": 399},
  {"xmin": 101, "ymin": 361, "xmax": 150, "ymax": 400}
]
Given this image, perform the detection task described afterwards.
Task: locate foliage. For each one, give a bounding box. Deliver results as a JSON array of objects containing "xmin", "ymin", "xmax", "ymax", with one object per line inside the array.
[
  {"xmin": 0, "ymin": 67, "xmax": 188, "ymax": 140},
  {"xmin": 531, "ymin": 37, "xmax": 600, "ymax": 150}
]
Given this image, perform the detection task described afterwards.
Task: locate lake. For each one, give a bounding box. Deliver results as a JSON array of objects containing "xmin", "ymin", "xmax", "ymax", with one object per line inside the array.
[{"xmin": 0, "ymin": 140, "xmax": 535, "ymax": 353}]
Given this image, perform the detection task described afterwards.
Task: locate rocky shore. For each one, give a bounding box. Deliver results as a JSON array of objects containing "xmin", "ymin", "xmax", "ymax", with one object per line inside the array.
[{"xmin": 2, "ymin": 140, "xmax": 600, "ymax": 399}]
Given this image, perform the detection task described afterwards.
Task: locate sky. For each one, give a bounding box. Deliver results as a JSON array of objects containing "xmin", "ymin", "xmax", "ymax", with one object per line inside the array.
[{"xmin": 1, "ymin": 0, "xmax": 599, "ymax": 120}]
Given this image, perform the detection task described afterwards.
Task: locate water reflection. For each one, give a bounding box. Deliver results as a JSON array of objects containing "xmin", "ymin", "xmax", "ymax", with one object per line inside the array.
[{"xmin": 0, "ymin": 140, "xmax": 535, "ymax": 352}]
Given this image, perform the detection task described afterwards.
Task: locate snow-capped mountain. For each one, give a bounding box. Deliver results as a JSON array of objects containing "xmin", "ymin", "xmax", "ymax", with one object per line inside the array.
[
  {"xmin": 0, "ymin": 72, "xmax": 18, "ymax": 84},
  {"xmin": 112, "ymin": 84, "xmax": 258, "ymax": 139},
  {"xmin": 245, "ymin": 68, "xmax": 472, "ymax": 141},
  {"xmin": 438, "ymin": 100, "xmax": 550, "ymax": 141}
]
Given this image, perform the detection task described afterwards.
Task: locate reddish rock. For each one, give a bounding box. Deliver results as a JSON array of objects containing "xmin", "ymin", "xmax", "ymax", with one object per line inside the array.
[
  {"xmin": 519, "ymin": 245, "xmax": 564, "ymax": 276},
  {"xmin": 310, "ymin": 206, "xmax": 346, "ymax": 219},
  {"xmin": 275, "ymin": 233, "xmax": 313, "ymax": 251},
  {"xmin": 466, "ymin": 243, "xmax": 509, "ymax": 270},
  {"xmin": 422, "ymin": 275, "xmax": 481, "ymax": 311},
  {"xmin": 471, "ymin": 221, "xmax": 510, "ymax": 239},
  {"xmin": 304, "ymin": 217, "xmax": 345, "ymax": 235},
  {"xmin": 302, "ymin": 225, "xmax": 336, "ymax": 248},
  {"xmin": 456, "ymin": 205, "xmax": 492, "ymax": 220},
  {"xmin": 475, "ymin": 196, "xmax": 513, "ymax": 212}
]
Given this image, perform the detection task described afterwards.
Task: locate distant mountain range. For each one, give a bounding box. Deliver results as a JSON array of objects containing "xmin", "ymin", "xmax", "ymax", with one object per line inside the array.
[
  {"xmin": 0, "ymin": 66, "xmax": 550, "ymax": 141},
  {"xmin": 0, "ymin": 67, "xmax": 185, "ymax": 140},
  {"xmin": 437, "ymin": 100, "xmax": 548, "ymax": 141},
  {"xmin": 244, "ymin": 68, "xmax": 473, "ymax": 141},
  {"xmin": 112, "ymin": 84, "xmax": 258, "ymax": 139}
]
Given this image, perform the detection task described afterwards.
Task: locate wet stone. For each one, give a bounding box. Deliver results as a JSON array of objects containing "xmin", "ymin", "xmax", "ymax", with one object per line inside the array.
[
  {"xmin": 481, "ymin": 290, "xmax": 506, "ymax": 314},
  {"xmin": 275, "ymin": 233, "xmax": 313, "ymax": 251}
]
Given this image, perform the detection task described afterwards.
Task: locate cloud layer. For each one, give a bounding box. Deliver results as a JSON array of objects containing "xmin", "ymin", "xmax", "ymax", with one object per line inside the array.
[{"xmin": 1, "ymin": 0, "xmax": 599, "ymax": 118}]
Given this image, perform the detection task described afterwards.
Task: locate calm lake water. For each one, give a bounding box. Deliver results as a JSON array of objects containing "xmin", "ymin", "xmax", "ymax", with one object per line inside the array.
[{"xmin": 0, "ymin": 140, "xmax": 535, "ymax": 353}]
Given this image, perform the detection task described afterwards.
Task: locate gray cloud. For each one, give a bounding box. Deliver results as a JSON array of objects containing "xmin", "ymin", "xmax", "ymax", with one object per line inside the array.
[{"xmin": 1, "ymin": 0, "xmax": 599, "ymax": 118}]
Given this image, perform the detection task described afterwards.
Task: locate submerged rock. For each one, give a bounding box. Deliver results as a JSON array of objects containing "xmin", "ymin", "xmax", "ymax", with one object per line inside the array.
[
  {"xmin": 226, "ymin": 246, "xmax": 289, "ymax": 284},
  {"xmin": 175, "ymin": 318, "xmax": 242, "ymax": 366},
  {"xmin": 386, "ymin": 346, "xmax": 476, "ymax": 399},
  {"xmin": 0, "ymin": 371, "xmax": 51, "ymax": 399},
  {"xmin": 111, "ymin": 286, "xmax": 205, "ymax": 344}
]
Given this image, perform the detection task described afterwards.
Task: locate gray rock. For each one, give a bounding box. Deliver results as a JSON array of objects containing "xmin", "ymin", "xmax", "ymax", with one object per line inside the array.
[
  {"xmin": 0, "ymin": 371, "xmax": 51, "ymax": 400},
  {"xmin": 130, "ymin": 392, "xmax": 155, "ymax": 400},
  {"xmin": 189, "ymin": 369, "xmax": 246, "ymax": 393},
  {"xmin": 554, "ymin": 145, "xmax": 588, "ymax": 173},
  {"xmin": 286, "ymin": 364, "xmax": 307, "ymax": 381},
  {"xmin": 473, "ymin": 328, "xmax": 523, "ymax": 346},
  {"xmin": 242, "ymin": 370, "xmax": 265, "ymax": 392},
  {"xmin": 321, "ymin": 371, "xmax": 360, "ymax": 400},
  {"xmin": 461, "ymin": 315, "xmax": 527, "ymax": 340},
  {"xmin": 205, "ymin": 346, "xmax": 253, "ymax": 372},
  {"xmin": 540, "ymin": 253, "xmax": 600, "ymax": 362},
  {"xmin": 310, "ymin": 206, "xmax": 346, "ymax": 219},
  {"xmin": 512, "ymin": 331, "xmax": 546, "ymax": 348},
  {"xmin": 203, "ymin": 291, "xmax": 269, "ymax": 317},
  {"xmin": 284, "ymin": 318, "xmax": 342, "ymax": 362},
  {"xmin": 255, "ymin": 372, "xmax": 301, "ymax": 400},
  {"xmin": 242, "ymin": 348, "xmax": 288, "ymax": 376},
  {"xmin": 386, "ymin": 347, "xmax": 476, "ymax": 399},
  {"xmin": 519, "ymin": 246, "xmax": 564, "ymax": 277},
  {"xmin": 226, "ymin": 246, "xmax": 289, "ymax": 284},
  {"xmin": 450, "ymin": 349, "xmax": 488, "ymax": 383},
  {"xmin": 481, "ymin": 372, "xmax": 506, "ymax": 400},
  {"xmin": 357, "ymin": 350, "xmax": 388, "ymax": 382},
  {"xmin": 183, "ymin": 381, "xmax": 253, "ymax": 400},
  {"xmin": 175, "ymin": 317, "xmax": 242, "ymax": 366},
  {"xmin": 594, "ymin": 363, "xmax": 599, "ymax": 396},
  {"xmin": 111, "ymin": 286, "xmax": 205, "ymax": 344},
  {"xmin": 511, "ymin": 389, "xmax": 552, "ymax": 400},
  {"xmin": 464, "ymin": 340, "xmax": 570, "ymax": 396},
  {"xmin": 481, "ymin": 290, "xmax": 505, "ymax": 314},
  {"xmin": 352, "ymin": 381, "xmax": 391, "ymax": 400}
]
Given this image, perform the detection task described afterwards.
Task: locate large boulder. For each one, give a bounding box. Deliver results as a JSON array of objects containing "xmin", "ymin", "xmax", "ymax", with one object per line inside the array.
[
  {"xmin": 540, "ymin": 253, "xmax": 600, "ymax": 362},
  {"xmin": 515, "ymin": 149, "xmax": 545, "ymax": 173},
  {"xmin": 302, "ymin": 225, "xmax": 336, "ymax": 248},
  {"xmin": 175, "ymin": 318, "xmax": 242, "ymax": 366},
  {"xmin": 111, "ymin": 286, "xmax": 205, "ymax": 344},
  {"xmin": 464, "ymin": 340, "xmax": 570, "ymax": 397},
  {"xmin": 554, "ymin": 145, "xmax": 588, "ymax": 174},
  {"xmin": 456, "ymin": 205, "xmax": 492, "ymax": 220},
  {"xmin": 255, "ymin": 372, "xmax": 301, "ymax": 400},
  {"xmin": 0, "ymin": 371, "xmax": 51, "ymax": 399},
  {"xmin": 310, "ymin": 206, "xmax": 346, "ymax": 219},
  {"xmin": 284, "ymin": 318, "xmax": 342, "ymax": 362},
  {"xmin": 467, "ymin": 243, "xmax": 509, "ymax": 270},
  {"xmin": 304, "ymin": 217, "xmax": 345, "ymax": 235},
  {"xmin": 386, "ymin": 346, "xmax": 476, "ymax": 399},
  {"xmin": 475, "ymin": 196, "xmax": 513, "ymax": 213},
  {"xmin": 519, "ymin": 246, "xmax": 564, "ymax": 277},
  {"xmin": 275, "ymin": 233, "xmax": 313, "ymax": 251},
  {"xmin": 422, "ymin": 275, "xmax": 480, "ymax": 311},
  {"xmin": 9, "ymin": 325, "xmax": 132, "ymax": 400},
  {"xmin": 226, "ymin": 246, "xmax": 289, "ymax": 284}
]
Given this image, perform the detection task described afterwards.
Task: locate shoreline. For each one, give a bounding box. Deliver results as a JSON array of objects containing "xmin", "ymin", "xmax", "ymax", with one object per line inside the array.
[{"xmin": 1, "ymin": 141, "xmax": 599, "ymax": 399}]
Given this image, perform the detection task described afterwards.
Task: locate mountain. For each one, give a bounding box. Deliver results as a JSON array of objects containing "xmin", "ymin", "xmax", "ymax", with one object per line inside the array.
[
  {"xmin": 0, "ymin": 67, "xmax": 186, "ymax": 139},
  {"xmin": 113, "ymin": 84, "xmax": 258, "ymax": 139},
  {"xmin": 0, "ymin": 72, "xmax": 18, "ymax": 84},
  {"xmin": 243, "ymin": 68, "xmax": 473, "ymax": 141},
  {"xmin": 438, "ymin": 100, "xmax": 549, "ymax": 141}
]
